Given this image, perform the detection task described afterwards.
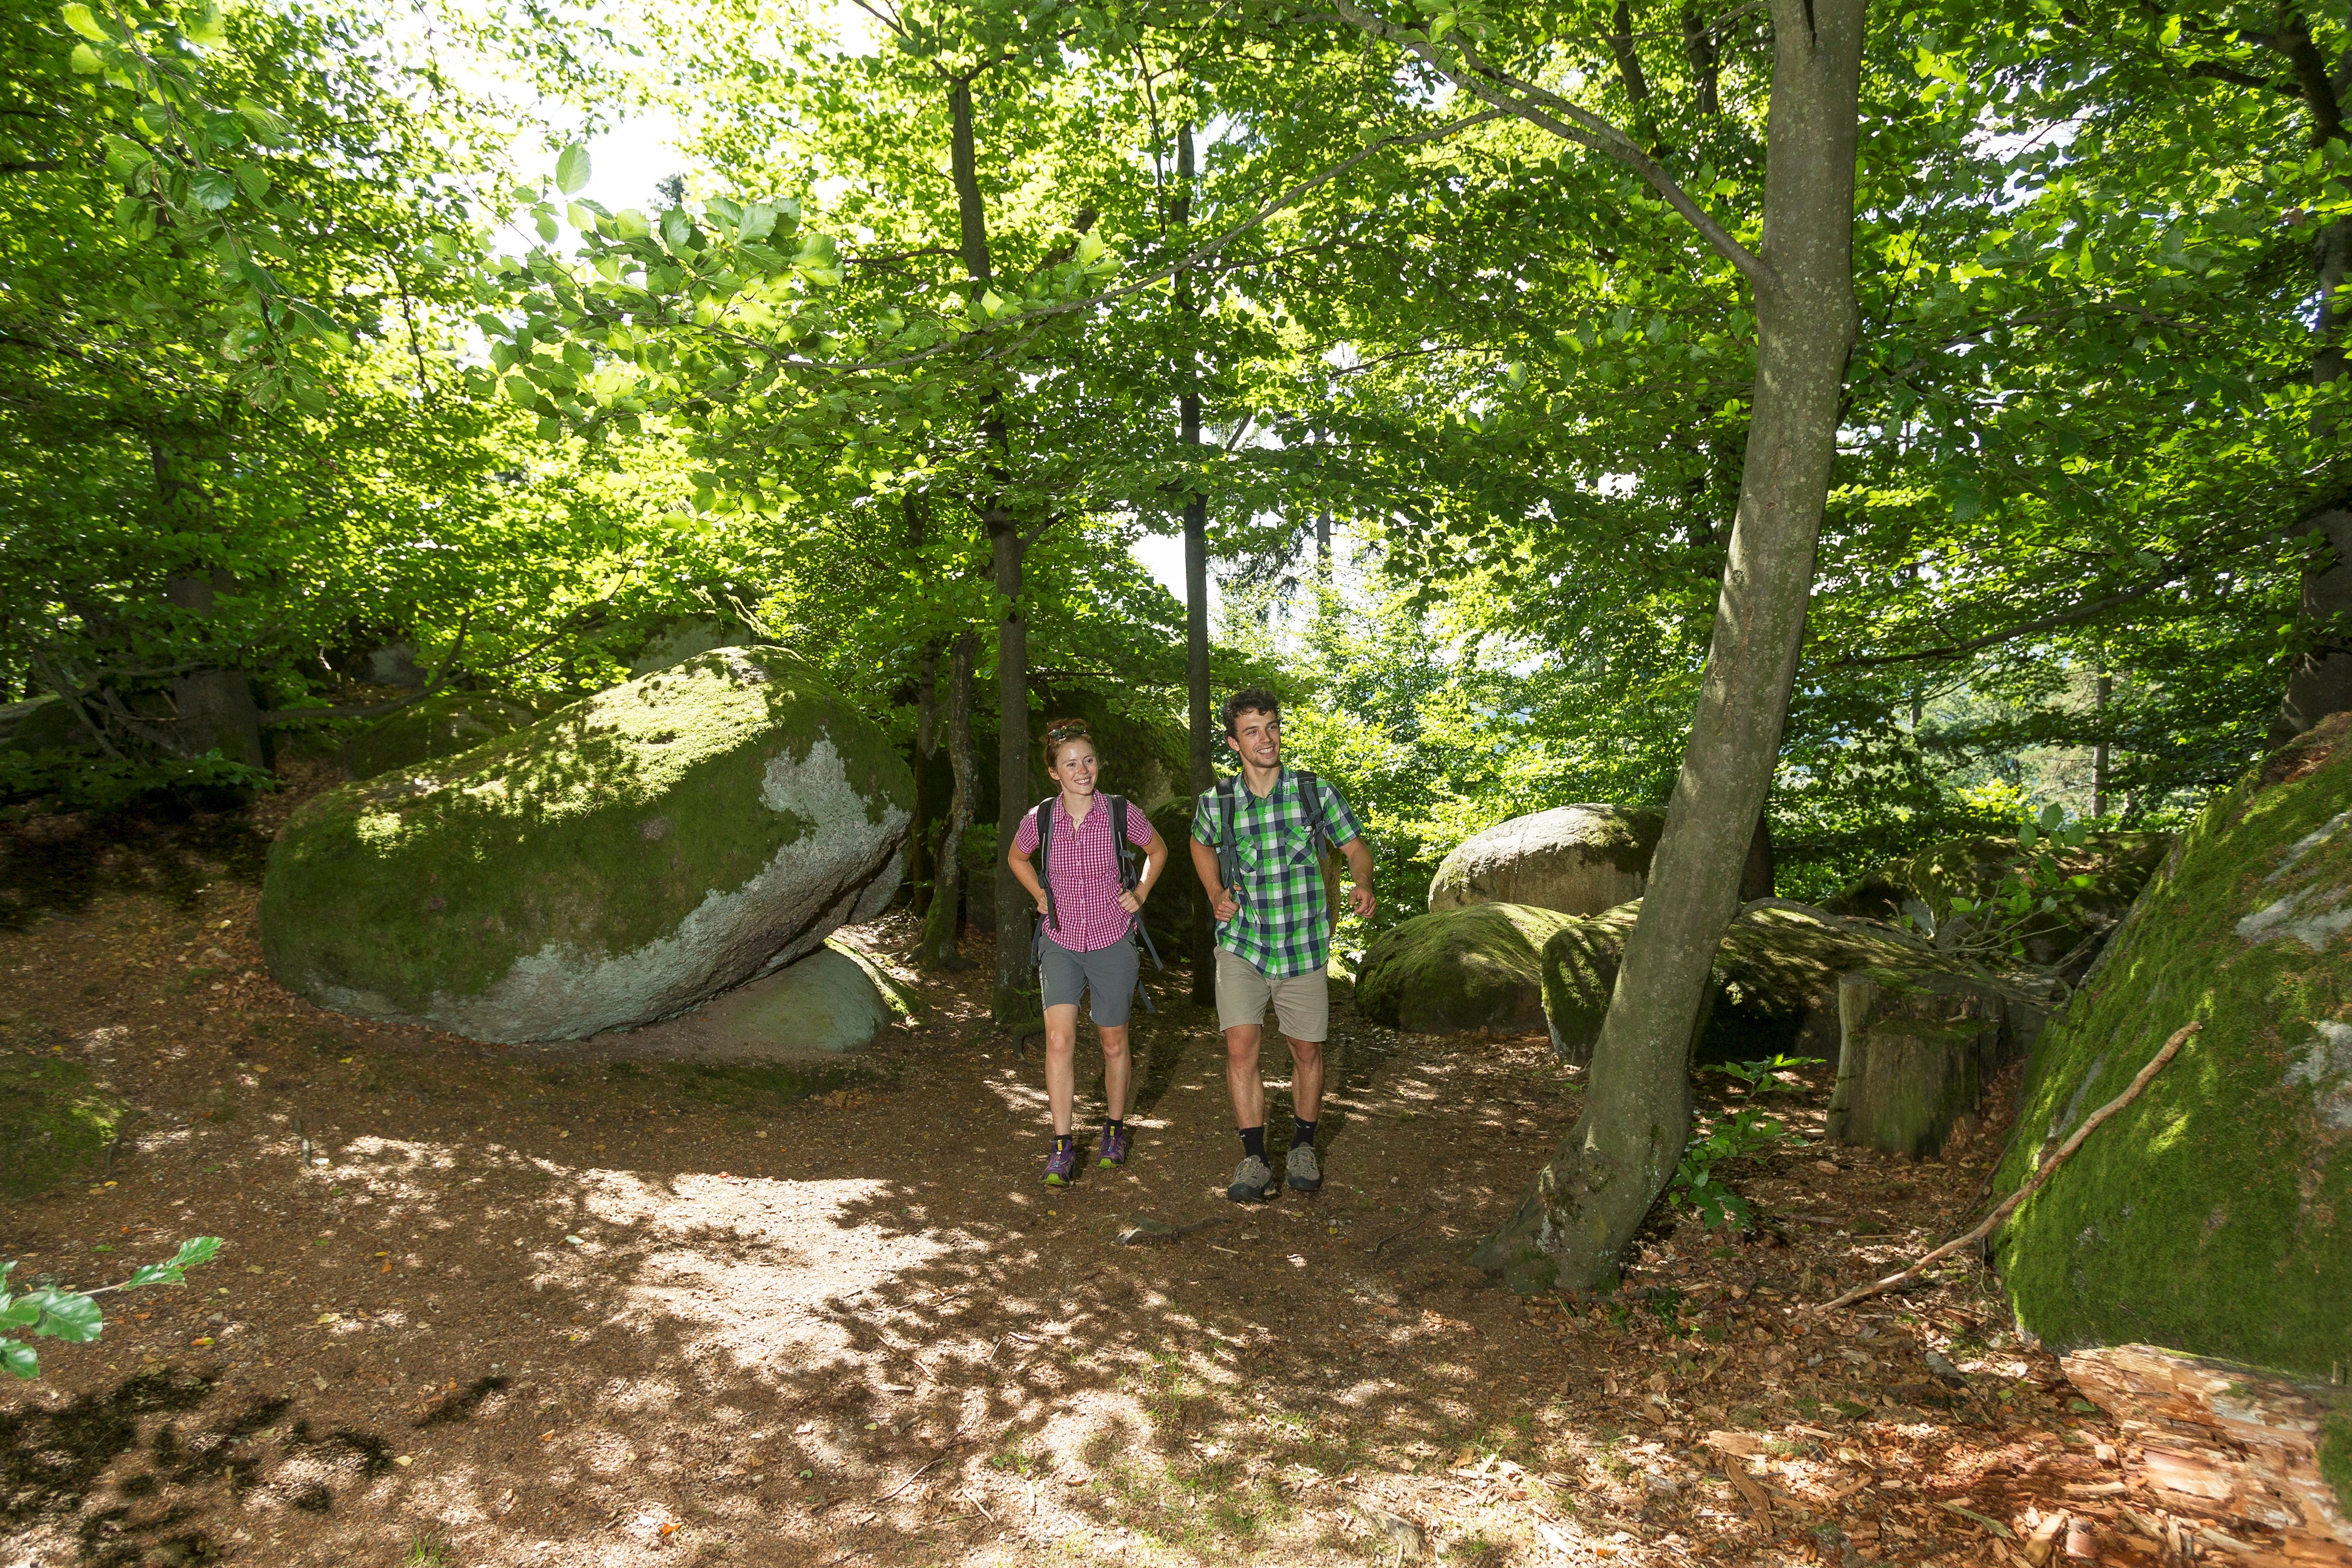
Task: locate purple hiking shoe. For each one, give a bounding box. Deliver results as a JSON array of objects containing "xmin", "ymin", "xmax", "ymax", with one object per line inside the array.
[
  {"xmin": 1097, "ymin": 1124, "xmax": 1132, "ymax": 1169},
  {"xmin": 1043, "ymin": 1141, "xmax": 1079, "ymax": 1187}
]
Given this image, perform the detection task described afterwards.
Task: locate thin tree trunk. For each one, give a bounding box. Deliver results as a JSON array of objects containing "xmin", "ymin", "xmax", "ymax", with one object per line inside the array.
[
  {"xmin": 947, "ymin": 74, "xmax": 1037, "ymax": 1025},
  {"xmin": 922, "ymin": 632, "xmax": 977, "ymax": 969},
  {"xmin": 1471, "ymin": 0, "xmax": 1864, "ymax": 1293},
  {"xmin": 2092, "ymin": 671, "xmax": 2111, "ymax": 819},
  {"xmin": 909, "ymin": 493, "xmax": 939, "ymax": 916},
  {"xmin": 1175, "ymin": 121, "xmax": 1217, "ymax": 1005}
]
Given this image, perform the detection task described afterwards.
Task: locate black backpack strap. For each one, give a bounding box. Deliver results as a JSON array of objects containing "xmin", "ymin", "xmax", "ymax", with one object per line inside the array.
[
  {"xmin": 1215, "ymin": 776, "xmax": 1242, "ymax": 892},
  {"xmin": 1292, "ymin": 768, "xmax": 1333, "ymax": 858},
  {"xmin": 1032, "ymin": 795, "xmax": 1061, "ymax": 933},
  {"xmin": 1109, "ymin": 795, "xmax": 1138, "ymax": 892}
]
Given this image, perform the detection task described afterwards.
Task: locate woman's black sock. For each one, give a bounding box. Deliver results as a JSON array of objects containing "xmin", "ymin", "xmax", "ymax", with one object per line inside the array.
[
  {"xmin": 1054, "ymin": 1133, "xmax": 1074, "ymax": 1154},
  {"xmin": 1102, "ymin": 1118, "xmax": 1125, "ymax": 1137},
  {"xmin": 1239, "ymin": 1125, "xmax": 1267, "ymax": 1163}
]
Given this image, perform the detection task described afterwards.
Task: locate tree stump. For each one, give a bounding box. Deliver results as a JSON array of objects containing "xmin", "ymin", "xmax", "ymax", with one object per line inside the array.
[
  {"xmin": 2061, "ymin": 1344, "xmax": 2351, "ymax": 1554},
  {"xmin": 1826, "ymin": 967, "xmax": 2008, "ymax": 1157}
]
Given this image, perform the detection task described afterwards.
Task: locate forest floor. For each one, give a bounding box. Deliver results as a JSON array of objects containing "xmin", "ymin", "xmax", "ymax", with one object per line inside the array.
[{"xmin": 0, "ymin": 791, "xmax": 2295, "ymax": 1568}]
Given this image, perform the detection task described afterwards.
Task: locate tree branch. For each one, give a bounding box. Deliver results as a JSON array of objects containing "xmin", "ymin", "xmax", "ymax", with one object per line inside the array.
[
  {"xmin": 1821, "ymin": 574, "xmax": 2176, "ymax": 669},
  {"xmin": 1324, "ymin": 0, "xmax": 1777, "ymax": 299}
]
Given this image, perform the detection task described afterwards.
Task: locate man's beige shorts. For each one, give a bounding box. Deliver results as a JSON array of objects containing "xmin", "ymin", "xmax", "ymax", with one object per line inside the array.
[{"xmin": 1215, "ymin": 949, "xmax": 1330, "ymax": 1042}]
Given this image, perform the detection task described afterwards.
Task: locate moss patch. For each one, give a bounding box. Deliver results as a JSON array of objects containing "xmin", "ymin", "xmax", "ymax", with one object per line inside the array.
[
  {"xmin": 1991, "ymin": 717, "xmax": 2352, "ymax": 1377},
  {"xmin": 1355, "ymin": 903, "xmax": 1580, "ymax": 1034},
  {"xmin": 604, "ymin": 1058, "xmax": 878, "ymax": 1109},
  {"xmin": 338, "ymin": 691, "xmax": 537, "ymax": 781},
  {"xmin": 0, "ymin": 1052, "xmax": 129, "ymax": 1199}
]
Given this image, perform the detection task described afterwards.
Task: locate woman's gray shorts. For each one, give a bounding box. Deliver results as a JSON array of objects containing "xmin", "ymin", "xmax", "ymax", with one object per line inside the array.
[{"xmin": 1038, "ymin": 928, "xmax": 1140, "ymax": 1027}]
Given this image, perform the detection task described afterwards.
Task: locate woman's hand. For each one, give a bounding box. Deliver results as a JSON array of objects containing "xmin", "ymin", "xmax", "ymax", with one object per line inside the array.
[
  {"xmin": 1117, "ymin": 888, "xmax": 1144, "ymax": 916},
  {"xmin": 1034, "ymin": 892, "xmax": 1051, "ymax": 919}
]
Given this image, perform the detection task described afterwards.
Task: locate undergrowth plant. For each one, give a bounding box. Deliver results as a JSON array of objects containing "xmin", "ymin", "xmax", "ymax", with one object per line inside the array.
[
  {"xmin": 1670, "ymin": 1055, "xmax": 1823, "ymax": 1230},
  {"xmin": 2, "ymin": 1237, "xmax": 221, "ymax": 1378},
  {"xmin": 1929, "ymin": 806, "xmax": 2103, "ymax": 961}
]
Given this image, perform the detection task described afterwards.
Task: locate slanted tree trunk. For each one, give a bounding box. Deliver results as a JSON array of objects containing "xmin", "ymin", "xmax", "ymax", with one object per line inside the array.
[
  {"xmin": 1174, "ymin": 122, "xmax": 1217, "ymax": 1006},
  {"xmin": 1468, "ymin": 0, "xmax": 1864, "ymax": 1292},
  {"xmin": 922, "ymin": 632, "xmax": 977, "ymax": 969}
]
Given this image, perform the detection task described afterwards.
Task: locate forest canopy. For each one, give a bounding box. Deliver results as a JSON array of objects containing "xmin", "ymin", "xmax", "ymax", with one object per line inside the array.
[{"xmin": 4, "ymin": 0, "xmax": 2344, "ymax": 903}]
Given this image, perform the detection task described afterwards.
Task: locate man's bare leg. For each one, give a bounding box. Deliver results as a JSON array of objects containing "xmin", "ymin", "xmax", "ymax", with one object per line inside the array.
[{"xmin": 1224, "ymin": 1023, "xmax": 1264, "ymax": 1129}]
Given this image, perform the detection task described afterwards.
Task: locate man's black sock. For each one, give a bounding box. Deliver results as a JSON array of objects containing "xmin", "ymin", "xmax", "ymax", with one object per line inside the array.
[
  {"xmin": 1291, "ymin": 1118, "xmax": 1317, "ymax": 1150},
  {"xmin": 1054, "ymin": 1133, "xmax": 1074, "ymax": 1154},
  {"xmin": 1239, "ymin": 1126, "xmax": 1267, "ymax": 1163}
]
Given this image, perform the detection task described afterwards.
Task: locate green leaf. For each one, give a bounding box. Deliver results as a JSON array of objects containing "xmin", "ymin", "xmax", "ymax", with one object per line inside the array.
[
  {"xmin": 234, "ymin": 161, "xmax": 269, "ymax": 203},
  {"xmin": 555, "ymin": 142, "xmax": 591, "ymax": 197},
  {"xmin": 613, "ymin": 208, "xmax": 651, "ymax": 241},
  {"xmin": 188, "ymin": 168, "xmax": 237, "ymax": 211},
  {"xmin": 183, "ymin": 2, "xmax": 226, "ymax": 45},
  {"xmin": 69, "ymin": 41, "xmax": 101, "ymax": 73},
  {"xmin": 1, "ymin": 1340, "xmax": 36, "ymax": 1380},
  {"xmin": 0, "ymin": 1296, "xmax": 38, "ymax": 1329},
  {"xmin": 28, "ymin": 1290, "xmax": 102, "ymax": 1344},
  {"xmin": 60, "ymin": 2, "xmax": 106, "ymax": 41}
]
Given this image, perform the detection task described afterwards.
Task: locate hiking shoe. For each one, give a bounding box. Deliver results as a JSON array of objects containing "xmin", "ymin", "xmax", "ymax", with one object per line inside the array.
[
  {"xmin": 1097, "ymin": 1125, "xmax": 1132, "ymax": 1169},
  {"xmin": 1286, "ymin": 1142, "xmax": 1322, "ymax": 1193},
  {"xmin": 1044, "ymin": 1143, "xmax": 1079, "ymax": 1187},
  {"xmin": 1227, "ymin": 1155, "xmax": 1276, "ymax": 1203}
]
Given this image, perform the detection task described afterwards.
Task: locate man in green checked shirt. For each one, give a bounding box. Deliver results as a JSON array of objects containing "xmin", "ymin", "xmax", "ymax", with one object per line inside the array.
[{"xmin": 1189, "ymin": 688, "xmax": 1377, "ymax": 1203}]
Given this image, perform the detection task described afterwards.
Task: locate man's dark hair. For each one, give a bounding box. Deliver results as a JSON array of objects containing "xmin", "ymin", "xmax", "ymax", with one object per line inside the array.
[{"xmin": 1221, "ymin": 687, "xmax": 1281, "ymax": 740}]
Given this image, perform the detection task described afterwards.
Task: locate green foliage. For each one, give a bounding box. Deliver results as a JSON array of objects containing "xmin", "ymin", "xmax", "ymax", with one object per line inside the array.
[
  {"xmin": 1, "ymin": 1237, "xmax": 220, "ymax": 1380},
  {"xmin": 1671, "ymin": 1056, "xmax": 1819, "ymax": 1229},
  {"xmin": 1936, "ymin": 807, "xmax": 2105, "ymax": 960}
]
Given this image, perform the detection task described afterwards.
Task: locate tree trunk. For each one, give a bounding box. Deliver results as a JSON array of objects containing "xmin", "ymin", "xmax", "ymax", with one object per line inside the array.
[
  {"xmin": 911, "ymin": 639, "xmax": 939, "ymax": 917},
  {"xmin": 946, "ymin": 73, "xmax": 1036, "ymax": 1026},
  {"xmin": 148, "ymin": 432, "xmax": 265, "ymax": 769},
  {"xmin": 1471, "ymin": 0, "xmax": 1863, "ymax": 1294},
  {"xmin": 1174, "ymin": 122, "xmax": 1218, "ymax": 1005},
  {"xmin": 922, "ymin": 632, "xmax": 977, "ymax": 969},
  {"xmin": 991, "ymin": 524, "xmax": 1034, "ymax": 1023},
  {"xmin": 2268, "ymin": 18, "xmax": 2350, "ymax": 745},
  {"xmin": 165, "ymin": 574, "xmax": 265, "ymax": 769},
  {"xmin": 2091, "ymin": 670, "xmax": 2111, "ymax": 819}
]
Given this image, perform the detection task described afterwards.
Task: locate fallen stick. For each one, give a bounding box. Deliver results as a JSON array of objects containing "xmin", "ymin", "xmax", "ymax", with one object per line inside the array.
[{"xmin": 1813, "ymin": 1021, "xmax": 2201, "ymax": 1316}]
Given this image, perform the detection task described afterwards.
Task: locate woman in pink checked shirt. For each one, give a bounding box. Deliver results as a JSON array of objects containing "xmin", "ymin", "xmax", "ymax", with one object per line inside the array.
[{"xmin": 1007, "ymin": 719, "xmax": 1169, "ymax": 1187}]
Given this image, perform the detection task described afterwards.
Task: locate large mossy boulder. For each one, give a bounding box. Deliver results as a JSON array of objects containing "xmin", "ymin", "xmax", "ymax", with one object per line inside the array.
[
  {"xmin": 687, "ymin": 945, "xmax": 892, "ymax": 1054},
  {"xmin": 1831, "ymin": 829, "xmax": 2172, "ymax": 966},
  {"xmin": 1537, "ymin": 900, "xmax": 1998, "ymax": 1067},
  {"xmin": 1991, "ymin": 716, "xmax": 2352, "ymax": 1379},
  {"xmin": 261, "ymin": 648, "xmax": 913, "ymax": 1043},
  {"xmin": 1429, "ymin": 804, "xmax": 1773, "ymax": 916},
  {"xmin": 339, "ymin": 691, "xmax": 538, "ymax": 780},
  {"xmin": 1356, "ymin": 903, "xmax": 1581, "ymax": 1035}
]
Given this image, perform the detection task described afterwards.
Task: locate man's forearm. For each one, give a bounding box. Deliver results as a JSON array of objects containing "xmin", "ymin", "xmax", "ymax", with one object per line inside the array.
[
  {"xmin": 1343, "ymin": 839, "xmax": 1374, "ymax": 887},
  {"xmin": 1190, "ymin": 838, "xmax": 1223, "ymax": 898}
]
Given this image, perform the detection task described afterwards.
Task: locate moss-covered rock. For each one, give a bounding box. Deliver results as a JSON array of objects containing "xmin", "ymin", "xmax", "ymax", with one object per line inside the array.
[
  {"xmin": 339, "ymin": 691, "xmax": 538, "ymax": 780},
  {"xmin": 1538, "ymin": 901, "xmax": 1990, "ymax": 1066},
  {"xmin": 1430, "ymin": 805, "xmax": 1774, "ymax": 916},
  {"xmin": 0, "ymin": 694, "xmax": 94, "ymax": 755},
  {"xmin": 261, "ymin": 648, "xmax": 912, "ymax": 1043},
  {"xmin": 1991, "ymin": 717, "xmax": 2352, "ymax": 1379},
  {"xmin": 688, "ymin": 945, "xmax": 892, "ymax": 1053},
  {"xmin": 1, "ymin": 1051, "xmax": 128, "ymax": 1199},
  {"xmin": 1355, "ymin": 903, "xmax": 1581, "ymax": 1034},
  {"xmin": 1831, "ymin": 830, "xmax": 2173, "ymax": 965}
]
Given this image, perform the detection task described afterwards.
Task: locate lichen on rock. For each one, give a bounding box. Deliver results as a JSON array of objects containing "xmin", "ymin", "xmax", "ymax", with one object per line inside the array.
[
  {"xmin": 1992, "ymin": 714, "xmax": 2352, "ymax": 1379},
  {"xmin": 261, "ymin": 647, "xmax": 912, "ymax": 1043}
]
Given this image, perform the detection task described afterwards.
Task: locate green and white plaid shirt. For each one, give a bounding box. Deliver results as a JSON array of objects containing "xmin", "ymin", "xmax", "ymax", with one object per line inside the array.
[{"xmin": 1190, "ymin": 768, "xmax": 1363, "ymax": 979}]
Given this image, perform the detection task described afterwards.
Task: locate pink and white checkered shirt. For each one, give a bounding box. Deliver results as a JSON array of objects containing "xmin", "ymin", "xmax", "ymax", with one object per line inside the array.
[{"xmin": 1012, "ymin": 794, "xmax": 1159, "ymax": 954}]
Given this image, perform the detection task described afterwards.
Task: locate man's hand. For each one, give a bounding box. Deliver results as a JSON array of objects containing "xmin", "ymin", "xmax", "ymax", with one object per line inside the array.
[
  {"xmin": 1212, "ymin": 886, "xmax": 1240, "ymax": 923},
  {"xmin": 1348, "ymin": 881, "xmax": 1376, "ymax": 920}
]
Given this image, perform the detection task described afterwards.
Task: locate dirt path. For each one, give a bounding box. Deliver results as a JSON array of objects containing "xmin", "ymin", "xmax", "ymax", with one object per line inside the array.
[{"xmin": 0, "ymin": 808, "xmax": 2264, "ymax": 1567}]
